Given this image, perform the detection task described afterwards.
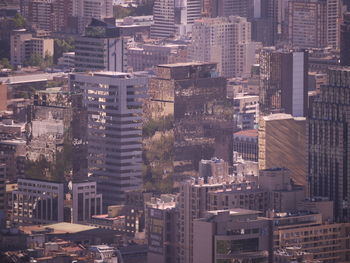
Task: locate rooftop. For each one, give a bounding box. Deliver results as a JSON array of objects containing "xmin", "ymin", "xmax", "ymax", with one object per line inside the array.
[
  {"xmin": 207, "ymin": 208, "xmax": 261, "ymax": 216},
  {"xmin": 234, "ymin": 129, "xmax": 258, "ymax": 137},
  {"xmin": 158, "ymin": 61, "xmax": 216, "ymax": 68},
  {"xmin": 20, "ymin": 222, "xmax": 97, "ymax": 235}
]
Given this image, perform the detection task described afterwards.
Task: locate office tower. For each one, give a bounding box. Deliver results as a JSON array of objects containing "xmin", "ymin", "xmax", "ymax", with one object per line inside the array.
[
  {"xmin": 145, "ymin": 195, "xmax": 178, "ymax": 263},
  {"xmin": 308, "ymin": 67, "xmax": 350, "ymax": 222},
  {"xmin": 10, "ymin": 29, "xmax": 54, "ymax": 67},
  {"xmin": 75, "ymin": 19, "xmax": 128, "ymax": 73},
  {"xmin": 259, "ymin": 48, "xmax": 308, "ymax": 117},
  {"xmin": 151, "ymin": 0, "xmax": 201, "ymax": 38},
  {"xmin": 190, "ymin": 16, "xmax": 257, "ymax": 78},
  {"xmin": 288, "ymin": 0, "xmax": 327, "ymax": 48},
  {"xmin": 71, "ymin": 180, "xmax": 102, "ymax": 224},
  {"xmin": 12, "ymin": 178, "xmax": 64, "ymax": 226},
  {"xmin": 193, "ymin": 209, "xmax": 272, "ymax": 263},
  {"xmin": 148, "ymin": 62, "xmax": 234, "ymax": 179},
  {"xmin": 258, "ymin": 113, "xmax": 307, "ymax": 186},
  {"xmin": 72, "ymin": 0, "xmax": 113, "ymax": 34},
  {"xmin": 326, "ymin": 0, "xmax": 341, "ymax": 50},
  {"xmin": 233, "ymin": 94, "xmax": 259, "ymax": 129},
  {"xmin": 340, "ymin": 13, "xmax": 350, "ymax": 66},
  {"xmin": 233, "ymin": 129, "xmax": 258, "ymax": 162},
  {"xmin": 70, "ymin": 71, "xmax": 147, "ymax": 207}
]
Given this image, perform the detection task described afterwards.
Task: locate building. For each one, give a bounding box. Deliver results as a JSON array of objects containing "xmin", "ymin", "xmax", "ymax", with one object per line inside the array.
[
  {"xmin": 259, "ymin": 48, "xmax": 308, "ymax": 117},
  {"xmin": 71, "ymin": 180, "xmax": 102, "ymax": 224},
  {"xmin": 193, "ymin": 209, "xmax": 272, "ymax": 263},
  {"xmin": 10, "ymin": 29, "xmax": 54, "ymax": 67},
  {"xmin": 189, "ymin": 16, "xmax": 258, "ymax": 78},
  {"xmin": 258, "ymin": 168, "xmax": 305, "ymax": 212},
  {"xmin": 198, "ymin": 158, "xmax": 229, "ymax": 183},
  {"xmin": 74, "ymin": 19, "xmax": 128, "ymax": 72},
  {"xmin": 287, "ymin": 0, "xmax": 327, "ymax": 48},
  {"xmin": 151, "ymin": 0, "xmax": 201, "ymax": 38},
  {"xmin": 0, "ymin": 164, "xmax": 6, "ymax": 227},
  {"xmin": 0, "ymin": 139, "xmax": 26, "ymax": 180},
  {"xmin": 72, "ymin": 0, "xmax": 113, "ymax": 34},
  {"xmin": 340, "ymin": 12, "xmax": 350, "ymax": 66},
  {"xmin": 70, "ymin": 71, "xmax": 147, "ymax": 207},
  {"xmin": 326, "ymin": 0, "xmax": 341, "ymax": 50},
  {"xmin": 233, "ymin": 129, "xmax": 258, "ymax": 162},
  {"xmin": 308, "ymin": 67, "xmax": 350, "ymax": 221},
  {"xmin": 258, "ymin": 114, "xmax": 307, "ymax": 186},
  {"xmin": 145, "ymin": 195, "xmax": 178, "ymax": 263},
  {"xmin": 0, "ymin": 83, "xmax": 8, "ymax": 111},
  {"xmin": 11, "ymin": 178, "xmax": 64, "ymax": 226},
  {"xmin": 271, "ymin": 211, "xmax": 350, "ymax": 262},
  {"xmin": 147, "ymin": 62, "xmax": 234, "ymax": 179},
  {"xmin": 57, "ymin": 52, "xmax": 75, "ymax": 70},
  {"xmin": 127, "ymin": 43, "xmax": 187, "ymax": 72},
  {"xmin": 233, "ymin": 94, "xmax": 259, "ymax": 129}
]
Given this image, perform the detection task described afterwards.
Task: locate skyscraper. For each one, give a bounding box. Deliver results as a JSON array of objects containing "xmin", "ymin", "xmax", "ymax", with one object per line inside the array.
[
  {"xmin": 189, "ymin": 16, "xmax": 258, "ymax": 78},
  {"xmin": 259, "ymin": 47, "xmax": 308, "ymax": 117},
  {"xmin": 287, "ymin": 0, "xmax": 327, "ymax": 48},
  {"xmin": 340, "ymin": 12, "xmax": 350, "ymax": 66},
  {"xmin": 75, "ymin": 19, "xmax": 128, "ymax": 72},
  {"xmin": 147, "ymin": 62, "xmax": 234, "ymax": 179},
  {"xmin": 150, "ymin": 0, "xmax": 201, "ymax": 38},
  {"xmin": 308, "ymin": 67, "xmax": 350, "ymax": 221},
  {"xmin": 70, "ymin": 71, "xmax": 147, "ymax": 207}
]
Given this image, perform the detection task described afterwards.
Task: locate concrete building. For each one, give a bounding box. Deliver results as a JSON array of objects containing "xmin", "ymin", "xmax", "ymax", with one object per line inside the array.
[
  {"xmin": 11, "ymin": 178, "xmax": 64, "ymax": 226},
  {"xmin": 308, "ymin": 67, "xmax": 350, "ymax": 221},
  {"xmin": 147, "ymin": 62, "xmax": 234, "ymax": 179},
  {"xmin": 193, "ymin": 209, "xmax": 272, "ymax": 263},
  {"xmin": 198, "ymin": 158, "xmax": 229, "ymax": 183},
  {"xmin": 57, "ymin": 52, "xmax": 75, "ymax": 70},
  {"xmin": 145, "ymin": 195, "xmax": 178, "ymax": 263},
  {"xmin": 75, "ymin": 19, "xmax": 128, "ymax": 72},
  {"xmin": 0, "ymin": 139, "xmax": 26, "ymax": 180},
  {"xmin": 258, "ymin": 168, "xmax": 305, "ymax": 212},
  {"xmin": 233, "ymin": 129, "xmax": 258, "ymax": 162},
  {"xmin": 271, "ymin": 211, "xmax": 350, "ymax": 262},
  {"xmin": 151, "ymin": 0, "xmax": 201, "ymax": 38},
  {"xmin": 0, "ymin": 83, "xmax": 8, "ymax": 111},
  {"xmin": 189, "ymin": 16, "xmax": 258, "ymax": 78},
  {"xmin": 258, "ymin": 114, "xmax": 307, "ymax": 186},
  {"xmin": 10, "ymin": 29, "xmax": 53, "ymax": 67},
  {"xmin": 259, "ymin": 48, "xmax": 308, "ymax": 117},
  {"xmin": 70, "ymin": 71, "xmax": 147, "ymax": 207},
  {"xmin": 326, "ymin": 0, "xmax": 342, "ymax": 50},
  {"xmin": 287, "ymin": 0, "xmax": 327, "ymax": 48},
  {"xmin": 127, "ymin": 43, "xmax": 187, "ymax": 72},
  {"xmin": 71, "ymin": 180, "xmax": 102, "ymax": 224},
  {"xmin": 72, "ymin": 0, "xmax": 113, "ymax": 34},
  {"xmin": 233, "ymin": 94, "xmax": 259, "ymax": 129}
]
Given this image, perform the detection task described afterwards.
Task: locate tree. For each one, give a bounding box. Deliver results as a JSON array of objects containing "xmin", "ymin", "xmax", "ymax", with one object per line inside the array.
[
  {"xmin": 0, "ymin": 58, "xmax": 11, "ymax": 69},
  {"xmin": 53, "ymin": 38, "xmax": 74, "ymax": 63}
]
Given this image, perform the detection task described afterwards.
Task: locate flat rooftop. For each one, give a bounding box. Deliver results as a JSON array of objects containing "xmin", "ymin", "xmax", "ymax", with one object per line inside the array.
[
  {"xmin": 208, "ymin": 208, "xmax": 261, "ymax": 216},
  {"xmin": 234, "ymin": 129, "xmax": 258, "ymax": 137},
  {"xmin": 158, "ymin": 61, "xmax": 216, "ymax": 68},
  {"xmin": 20, "ymin": 222, "xmax": 97, "ymax": 235}
]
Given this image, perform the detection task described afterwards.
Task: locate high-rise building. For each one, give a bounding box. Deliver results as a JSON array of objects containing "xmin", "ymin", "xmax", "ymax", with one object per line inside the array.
[
  {"xmin": 258, "ymin": 113, "xmax": 307, "ymax": 186},
  {"xmin": 308, "ymin": 67, "xmax": 350, "ymax": 221},
  {"xmin": 259, "ymin": 48, "xmax": 308, "ymax": 117},
  {"xmin": 0, "ymin": 164, "xmax": 5, "ymax": 227},
  {"xmin": 193, "ymin": 209, "xmax": 272, "ymax": 263},
  {"xmin": 287, "ymin": 0, "xmax": 327, "ymax": 48},
  {"xmin": 150, "ymin": 0, "xmax": 201, "ymax": 38},
  {"xmin": 72, "ymin": 0, "xmax": 113, "ymax": 34},
  {"xmin": 145, "ymin": 195, "xmax": 178, "ymax": 263},
  {"xmin": 340, "ymin": 12, "xmax": 350, "ymax": 66},
  {"xmin": 75, "ymin": 19, "xmax": 128, "ymax": 72},
  {"xmin": 71, "ymin": 180, "xmax": 102, "ymax": 224},
  {"xmin": 11, "ymin": 178, "xmax": 64, "ymax": 226},
  {"xmin": 233, "ymin": 129, "xmax": 258, "ymax": 162},
  {"xmin": 189, "ymin": 16, "xmax": 258, "ymax": 78},
  {"xmin": 70, "ymin": 71, "xmax": 147, "ymax": 207},
  {"xmin": 147, "ymin": 62, "xmax": 234, "ymax": 179},
  {"xmin": 326, "ymin": 0, "xmax": 341, "ymax": 50}
]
